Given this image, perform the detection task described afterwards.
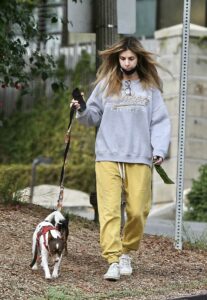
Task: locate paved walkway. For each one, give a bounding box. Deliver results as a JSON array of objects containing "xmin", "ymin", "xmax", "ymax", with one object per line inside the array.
[
  {"xmin": 171, "ymin": 294, "xmax": 207, "ymax": 299},
  {"xmin": 145, "ymin": 217, "xmax": 207, "ymax": 243}
]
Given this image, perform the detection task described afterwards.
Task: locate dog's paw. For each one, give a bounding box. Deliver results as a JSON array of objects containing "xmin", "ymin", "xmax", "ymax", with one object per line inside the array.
[
  {"xmin": 52, "ymin": 272, "xmax": 59, "ymax": 279},
  {"xmin": 45, "ymin": 274, "xmax": 52, "ymax": 280},
  {"xmin": 32, "ymin": 264, "xmax": 38, "ymax": 270}
]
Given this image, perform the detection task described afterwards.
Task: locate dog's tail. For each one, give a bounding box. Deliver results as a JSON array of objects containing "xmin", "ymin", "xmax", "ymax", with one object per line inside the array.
[{"xmin": 30, "ymin": 243, "xmax": 38, "ymax": 268}]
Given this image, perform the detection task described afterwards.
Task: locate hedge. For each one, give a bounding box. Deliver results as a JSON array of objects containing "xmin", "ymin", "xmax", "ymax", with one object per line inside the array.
[{"xmin": 0, "ymin": 161, "xmax": 96, "ymax": 203}]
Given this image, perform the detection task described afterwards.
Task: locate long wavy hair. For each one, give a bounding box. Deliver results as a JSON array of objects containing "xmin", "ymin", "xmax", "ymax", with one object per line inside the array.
[{"xmin": 95, "ymin": 36, "xmax": 163, "ymax": 96}]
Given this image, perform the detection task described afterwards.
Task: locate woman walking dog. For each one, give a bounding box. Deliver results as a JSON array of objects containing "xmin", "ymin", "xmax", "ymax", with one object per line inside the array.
[{"xmin": 71, "ymin": 36, "xmax": 171, "ymax": 281}]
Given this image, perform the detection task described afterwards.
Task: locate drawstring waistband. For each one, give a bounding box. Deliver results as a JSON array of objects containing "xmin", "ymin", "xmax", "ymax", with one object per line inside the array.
[
  {"xmin": 118, "ymin": 163, "xmax": 126, "ymax": 209},
  {"xmin": 118, "ymin": 162, "xmax": 125, "ymax": 181}
]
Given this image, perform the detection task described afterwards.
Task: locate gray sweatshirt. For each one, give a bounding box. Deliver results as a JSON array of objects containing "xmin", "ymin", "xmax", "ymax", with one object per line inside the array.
[{"xmin": 76, "ymin": 79, "xmax": 171, "ymax": 166}]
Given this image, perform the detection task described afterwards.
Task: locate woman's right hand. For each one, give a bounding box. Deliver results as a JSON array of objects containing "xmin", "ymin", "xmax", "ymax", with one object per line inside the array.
[
  {"xmin": 70, "ymin": 99, "xmax": 81, "ymax": 110},
  {"xmin": 70, "ymin": 92, "xmax": 86, "ymax": 112}
]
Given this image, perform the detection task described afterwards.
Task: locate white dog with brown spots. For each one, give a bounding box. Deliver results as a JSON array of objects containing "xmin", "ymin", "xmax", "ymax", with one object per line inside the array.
[{"xmin": 30, "ymin": 211, "xmax": 66, "ymax": 279}]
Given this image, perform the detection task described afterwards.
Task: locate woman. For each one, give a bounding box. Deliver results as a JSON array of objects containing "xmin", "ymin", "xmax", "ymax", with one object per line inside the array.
[{"xmin": 71, "ymin": 36, "xmax": 171, "ymax": 281}]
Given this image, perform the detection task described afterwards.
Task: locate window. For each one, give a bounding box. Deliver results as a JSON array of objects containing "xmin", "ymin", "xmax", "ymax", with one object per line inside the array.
[
  {"xmin": 157, "ymin": 0, "xmax": 207, "ymax": 29},
  {"xmin": 136, "ymin": 0, "xmax": 207, "ymax": 38},
  {"xmin": 136, "ymin": 0, "xmax": 157, "ymax": 38}
]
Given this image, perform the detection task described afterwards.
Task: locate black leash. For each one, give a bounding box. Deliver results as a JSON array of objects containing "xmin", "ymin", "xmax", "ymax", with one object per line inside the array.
[
  {"xmin": 56, "ymin": 88, "xmax": 84, "ymax": 211},
  {"xmin": 57, "ymin": 105, "xmax": 75, "ymax": 211}
]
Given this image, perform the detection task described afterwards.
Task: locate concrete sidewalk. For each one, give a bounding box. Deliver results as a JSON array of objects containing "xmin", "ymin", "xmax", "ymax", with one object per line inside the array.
[{"xmin": 145, "ymin": 217, "xmax": 207, "ymax": 243}]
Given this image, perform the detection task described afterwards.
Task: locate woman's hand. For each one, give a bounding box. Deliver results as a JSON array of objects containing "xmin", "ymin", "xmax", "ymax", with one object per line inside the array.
[
  {"xmin": 70, "ymin": 99, "xmax": 81, "ymax": 110},
  {"xmin": 70, "ymin": 92, "xmax": 86, "ymax": 112},
  {"xmin": 153, "ymin": 156, "xmax": 163, "ymax": 165}
]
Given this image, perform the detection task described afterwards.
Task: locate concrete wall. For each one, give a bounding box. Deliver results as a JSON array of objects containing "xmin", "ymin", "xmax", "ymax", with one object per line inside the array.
[{"xmin": 153, "ymin": 24, "xmax": 207, "ymax": 205}]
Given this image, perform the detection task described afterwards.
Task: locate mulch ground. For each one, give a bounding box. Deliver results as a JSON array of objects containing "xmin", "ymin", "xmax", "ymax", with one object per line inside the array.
[{"xmin": 0, "ymin": 202, "xmax": 207, "ymax": 300}]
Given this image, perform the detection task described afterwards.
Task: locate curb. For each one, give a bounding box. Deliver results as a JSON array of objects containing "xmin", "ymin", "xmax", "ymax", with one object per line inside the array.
[{"xmin": 170, "ymin": 294, "xmax": 207, "ymax": 300}]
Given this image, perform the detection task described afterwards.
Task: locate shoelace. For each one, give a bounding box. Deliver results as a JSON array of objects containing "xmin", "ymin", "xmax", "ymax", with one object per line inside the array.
[
  {"xmin": 111, "ymin": 263, "xmax": 119, "ymax": 268},
  {"xmin": 120, "ymin": 256, "xmax": 131, "ymax": 266}
]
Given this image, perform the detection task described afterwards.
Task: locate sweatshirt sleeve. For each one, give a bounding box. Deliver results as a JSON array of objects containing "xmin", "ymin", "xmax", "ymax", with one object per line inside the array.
[
  {"xmin": 150, "ymin": 89, "xmax": 171, "ymax": 159},
  {"xmin": 76, "ymin": 82, "xmax": 104, "ymax": 127}
]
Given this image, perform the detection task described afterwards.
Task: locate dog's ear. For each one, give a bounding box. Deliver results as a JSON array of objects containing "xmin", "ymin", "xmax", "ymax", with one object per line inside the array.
[{"xmin": 51, "ymin": 219, "xmax": 55, "ymax": 226}]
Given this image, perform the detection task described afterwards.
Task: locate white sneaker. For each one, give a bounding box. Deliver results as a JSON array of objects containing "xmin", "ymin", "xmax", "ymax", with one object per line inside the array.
[
  {"xmin": 104, "ymin": 263, "xmax": 120, "ymax": 281},
  {"xmin": 119, "ymin": 254, "xmax": 132, "ymax": 276}
]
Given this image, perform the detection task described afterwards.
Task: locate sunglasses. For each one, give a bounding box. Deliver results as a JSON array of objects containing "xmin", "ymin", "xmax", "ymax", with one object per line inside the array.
[{"xmin": 124, "ymin": 80, "xmax": 131, "ymax": 96}]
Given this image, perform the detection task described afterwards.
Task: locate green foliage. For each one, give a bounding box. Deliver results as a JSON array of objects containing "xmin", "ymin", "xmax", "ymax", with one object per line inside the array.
[
  {"xmin": 0, "ymin": 90, "xmax": 95, "ymax": 164},
  {"xmin": 47, "ymin": 286, "xmax": 85, "ymax": 300},
  {"xmin": 0, "ymin": 0, "xmax": 58, "ymax": 89},
  {"xmin": 0, "ymin": 91, "xmax": 96, "ymax": 192},
  {"xmin": 184, "ymin": 164, "xmax": 207, "ymax": 222},
  {"xmin": 0, "ymin": 47, "xmax": 97, "ymax": 198},
  {"xmin": 0, "ymin": 159, "xmax": 95, "ymax": 204},
  {"xmin": 70, "ymin": 50, "xmax": 96, "ymax": 94},
  {"xmin": 33, "ymin": 286, "xmax": 86, "ymax": 300},
  {"xmin": 154, "ymin": 164, "xmax": 174, "ymax": 184},
  {"xmin": 0, "ymin": 164, "xmax": 30, "ymax": 203},
  {"xmin": 183, "ymin": 227, "xmax": 207, "ymax": 251}
]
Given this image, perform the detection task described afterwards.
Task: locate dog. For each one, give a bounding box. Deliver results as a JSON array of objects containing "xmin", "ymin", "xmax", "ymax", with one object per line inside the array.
[
  {"xmin": 30, "ymin": 211, "xmax": 69, "ymax": 279},
  {"xmin": 45, "ymin": 210, "xmax": 69, "ymax": 255}
]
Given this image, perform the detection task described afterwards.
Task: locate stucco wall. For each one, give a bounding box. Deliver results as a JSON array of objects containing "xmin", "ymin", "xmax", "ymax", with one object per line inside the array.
[{"xmin": 153, "ymin": 23, "xmax": 207, "ymax": 205}]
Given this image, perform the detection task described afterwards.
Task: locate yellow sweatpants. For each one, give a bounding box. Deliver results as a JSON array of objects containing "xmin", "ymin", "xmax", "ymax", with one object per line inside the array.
[{"xmin": 95, "ymin": 161, "xmax": 152, "ymax": 264}]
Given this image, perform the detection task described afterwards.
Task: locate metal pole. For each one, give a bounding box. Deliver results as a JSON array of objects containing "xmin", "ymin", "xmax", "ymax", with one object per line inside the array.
[
  {"xmin": 89, "ymin": 0, "xmax": 118, "ymax": 222},
  {"xmin": 95, "ymin": 0, "xmax": 118, "ymax": 68},
  {"xmin": 175, "ymin": 0, "xmax": 191, "ymax": 250}
]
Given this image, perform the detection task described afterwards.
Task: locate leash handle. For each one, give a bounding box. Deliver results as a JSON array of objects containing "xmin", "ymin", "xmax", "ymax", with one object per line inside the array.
[{"xmin": 72, "ymin": 88, "xmax": 86, "ymax": 112}]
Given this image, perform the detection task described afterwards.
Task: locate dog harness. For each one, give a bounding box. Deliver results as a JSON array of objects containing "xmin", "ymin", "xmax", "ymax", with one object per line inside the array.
[{"xmin": 36, "ymin": 225, "xmax": 57, "ymax": 251}]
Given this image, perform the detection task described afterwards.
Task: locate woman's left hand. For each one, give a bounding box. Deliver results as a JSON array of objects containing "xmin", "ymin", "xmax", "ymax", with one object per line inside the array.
[{"xmin": 153, "ymin": 156, "xmax": 163, "ymax": 165}]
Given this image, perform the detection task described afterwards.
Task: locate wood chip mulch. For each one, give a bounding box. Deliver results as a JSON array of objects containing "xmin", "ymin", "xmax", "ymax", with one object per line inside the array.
[{"xmin": 0, "ymin": 203, "xmax": 207, "ymax": 300}]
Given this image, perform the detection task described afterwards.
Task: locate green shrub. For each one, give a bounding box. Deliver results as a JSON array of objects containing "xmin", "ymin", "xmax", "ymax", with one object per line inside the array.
[
  {"xmin": 70, "ymin": 50, "xmax": 95, "ymax": 93},
  {"xmin": 0, "ymin": 50, "xmax": 97, "ymax": 203},
  {"xmin": 0, "ymin": 161, "xmax": 96, "ymax": 204},
  {"xmin": 185, "ymin": 164, "xmax": 207, "ymax": 222},
  {"xmin": 0, "ymin": 164, "xmax": 31, "ymax": 203},
  {"xmin": 0, "ymin": 49, "xmax": 96, "ymax": 165}
]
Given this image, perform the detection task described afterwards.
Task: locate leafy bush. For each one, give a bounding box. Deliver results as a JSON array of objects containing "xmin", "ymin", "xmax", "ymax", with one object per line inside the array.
[
  {"xmin": 0, "ymin": 49, "xmax": 96, "ymax": 164},
  {"xmin": 185, "ymin": 164, "xmax": 207, "ymax": 222},
  {"xmin": 70, "ymin": 50, "xmax": 96, "ymax": 93},
  {"xmin": 0, "ymin": 93, "xmax": 95, "ymax": 164},
  {"xmin": 0, "ymin": 0, "xmax": 57, "ymax": 88},
  {"xmin": 0, "ymin": 161, "xmax": 96, "ymax": 204},
  {"xmin": 0, "ymin": 49, "xmax": 97, "ymax": 203},
  {"xmin": 0, "ymin": 164, "xmax": 31, "ymax": 203}
]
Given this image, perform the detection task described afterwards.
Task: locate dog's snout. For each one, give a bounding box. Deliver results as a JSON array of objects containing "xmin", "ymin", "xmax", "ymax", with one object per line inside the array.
[{"xmin": 52, "ymin": 255, "xmax": 60, "ymax": 264}]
